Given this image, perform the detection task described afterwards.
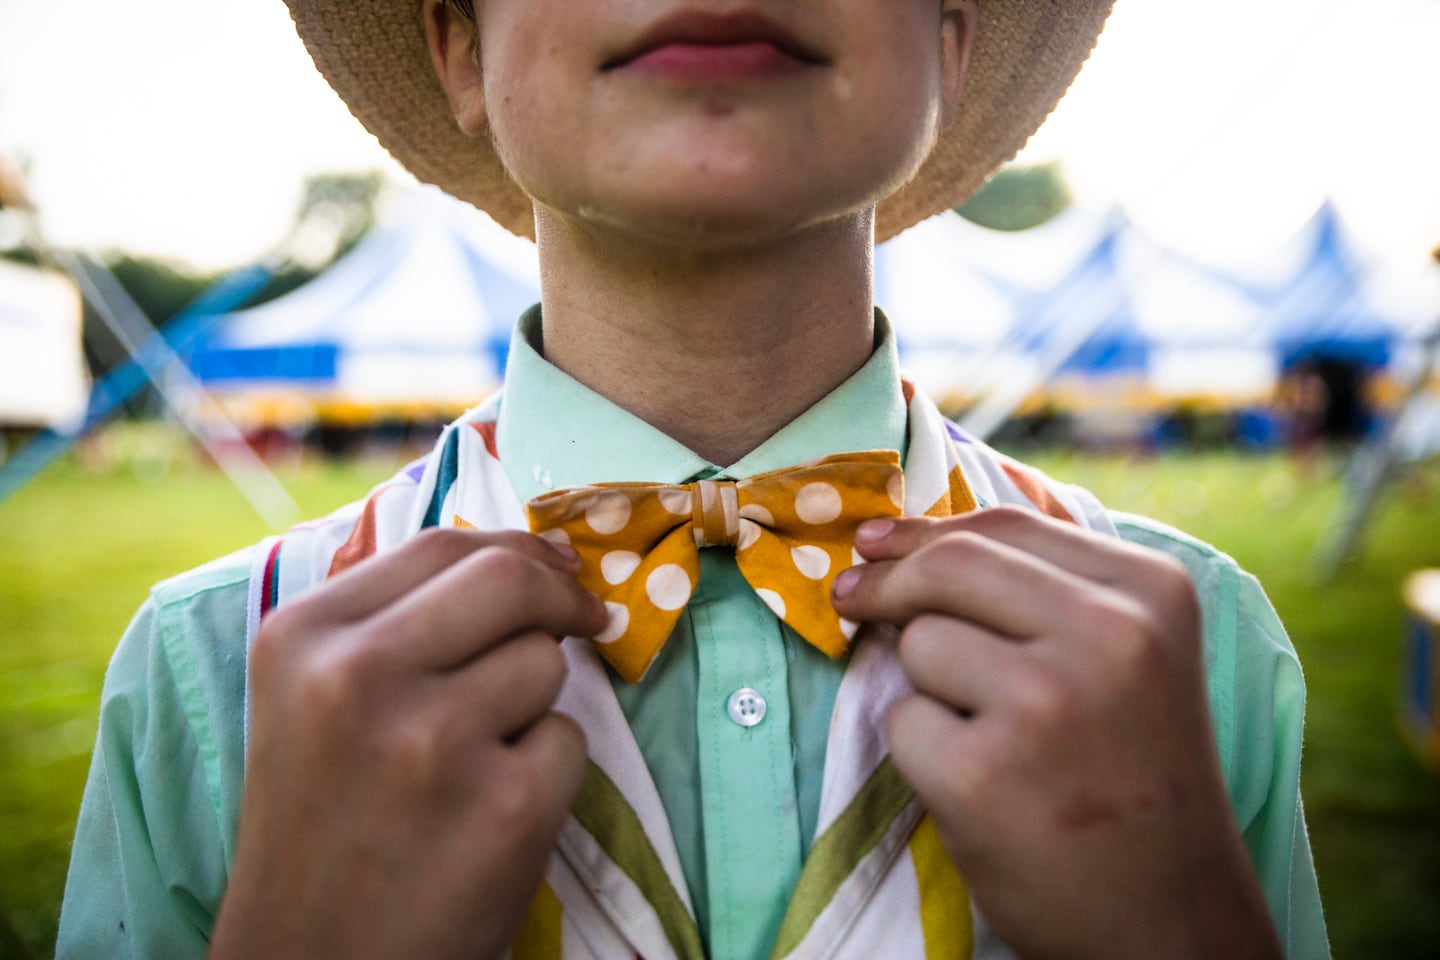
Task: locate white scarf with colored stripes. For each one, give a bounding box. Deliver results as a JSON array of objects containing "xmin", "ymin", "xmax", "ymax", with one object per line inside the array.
[{"xmin": 246, "ymin": 386, "xmax": 1117, "ymax": 960}]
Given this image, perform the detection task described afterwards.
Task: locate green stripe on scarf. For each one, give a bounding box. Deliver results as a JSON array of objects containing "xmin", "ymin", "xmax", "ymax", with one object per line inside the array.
[
  {"xmin": 572, "ymin": 762, "xmax": 706, "ymax": 960},
  {"xmin": 770, "ymin": 759, "xmax": 915, "ymax": 958}
]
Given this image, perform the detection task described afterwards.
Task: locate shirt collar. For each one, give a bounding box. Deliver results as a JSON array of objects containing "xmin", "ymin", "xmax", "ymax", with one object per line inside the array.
[{"xmin": 496, "ymin": 306, "xmax": 908, "ymax": 502}]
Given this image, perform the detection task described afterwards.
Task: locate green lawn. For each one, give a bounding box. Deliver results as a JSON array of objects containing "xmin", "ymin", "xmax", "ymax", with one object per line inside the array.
[{"xmin": 1, "ymin": 436, "xmax": 1436, "ymax": 958}]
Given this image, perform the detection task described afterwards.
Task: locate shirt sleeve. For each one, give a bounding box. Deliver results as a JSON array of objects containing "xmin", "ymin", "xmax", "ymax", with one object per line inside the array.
[
  {"xmin": 56, "ymin": 556, "xmax": 251, "ymax": 959},
  {"xmin": 1112, "ymin": 513, "xmax": 1330, "ymax": 960}
]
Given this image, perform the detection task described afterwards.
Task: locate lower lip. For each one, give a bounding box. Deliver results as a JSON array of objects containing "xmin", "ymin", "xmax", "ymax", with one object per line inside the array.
[{"xmin": 617, "ymin": 41, "xmax": 810, "ymax": 82}]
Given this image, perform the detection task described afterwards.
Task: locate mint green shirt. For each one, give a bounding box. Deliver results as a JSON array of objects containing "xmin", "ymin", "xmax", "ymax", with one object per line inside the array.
[{"xmin": 495, "ymin": 310, "xmax": 908, "ymax": 956}]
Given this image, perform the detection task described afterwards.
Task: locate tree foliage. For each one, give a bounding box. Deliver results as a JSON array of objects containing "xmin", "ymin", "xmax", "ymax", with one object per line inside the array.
[
  {"xmin": 295, "ymin": 170, "xmax": 386, "ymax": 262},
  {"xmin": 957, "ymin": 161, "xmax": 1072, "ymax": 231},
  {"xmin": 105, "ymin": 254, "xmax": 221, "ymax": 326}
]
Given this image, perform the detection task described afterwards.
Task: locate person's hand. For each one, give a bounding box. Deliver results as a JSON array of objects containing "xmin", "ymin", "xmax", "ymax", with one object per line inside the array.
[
  {"xmin": 832, "ymin": 508, "xmax": 1282, "ymax": 960},
  {"xmin": 209, "ymin": 528, "xmax": 608, "ymax": 960}
]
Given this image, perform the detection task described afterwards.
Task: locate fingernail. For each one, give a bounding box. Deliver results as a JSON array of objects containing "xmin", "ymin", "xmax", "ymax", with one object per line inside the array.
[
  {"xmin": 553, "ymin": 542, "xmax": 580, "ymax": 563},
  {"xmin": 856, "ymin": 519, "xmax": 894, "ymax": 542},
  {"xmin": 833, "ymin": 567, "xmax": 861, "ymax": 599}
]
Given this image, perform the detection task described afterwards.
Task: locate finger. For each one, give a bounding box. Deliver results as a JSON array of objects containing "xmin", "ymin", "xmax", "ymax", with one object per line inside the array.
[
  {"xmin": 835, "ymin": 530, "xmax": 1092, "ymax": 638},
  {"xmin": 886, "ymin": 694, "xmax": 987, "ymax": 815},
  {"xmin": 307, "ymin": 528, "xmax": 581, "ymax": 625},
  {"xmin": 453, "ymin": 712, "xmax": 588, "ymax": 859},
  {"xmin": 856, "ymin": 508, "xmax": 1164, "ymax": 589},
  {"xmin": 440, "ymin": 631, "xmax": 571, "ymax": 740},
  {"xmin": 507, "ymin": 712, "xmax": 589, "ymax": 814},
  {"xmin": 897, "ymin": 613, "xmax": 1023, "ymax": 713},
  {"xmin": 369, "ymin": 547, "xmax": 607, "ymax": 669}
]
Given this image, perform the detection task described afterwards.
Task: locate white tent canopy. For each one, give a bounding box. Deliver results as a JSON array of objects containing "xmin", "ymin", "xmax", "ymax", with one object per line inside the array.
[{"xmin": 0, "ymin": 259, "xmax": 89, "ymax": 429}]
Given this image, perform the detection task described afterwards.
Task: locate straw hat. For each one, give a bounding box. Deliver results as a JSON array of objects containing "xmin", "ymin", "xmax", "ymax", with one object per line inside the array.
[{"xmin": 285, "ymin": 1, "xmax": 1115, "ymax": 242}]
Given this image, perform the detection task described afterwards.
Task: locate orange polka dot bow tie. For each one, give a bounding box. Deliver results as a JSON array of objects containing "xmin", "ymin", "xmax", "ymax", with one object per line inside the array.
[{"xmin": 526, "ymin": 450, "xmax": 905, "ymax": 682}]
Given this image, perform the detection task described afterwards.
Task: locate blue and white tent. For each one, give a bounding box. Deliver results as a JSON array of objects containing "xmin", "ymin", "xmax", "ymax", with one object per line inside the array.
[
  {"xmin": 1255, "ymin": 201, "xmax": 1401, "ymax": 370},
  {"xmin": 880, "ymin": 200, "xmax": 1437, "ymax": 420},
  {"xmin": 876, "ymin": 204, "xmax": 1122, "ymax": 403},
  {"xmin": 188, "ymin": 188, "xmax": 540, "ymax": 424},
  {"xmin": 188, "ymin": 188, "xmax": 1433, "ymax": 431}
]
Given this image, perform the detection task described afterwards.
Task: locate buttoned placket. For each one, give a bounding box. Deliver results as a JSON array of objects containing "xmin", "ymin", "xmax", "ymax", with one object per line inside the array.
[
  {"xmin": 495, "ymin": 308, "xmax": 910, "ymax": 956},
  {"xmin": 691, "ymin": 545, "xmax": 804, "ymax": 960}
]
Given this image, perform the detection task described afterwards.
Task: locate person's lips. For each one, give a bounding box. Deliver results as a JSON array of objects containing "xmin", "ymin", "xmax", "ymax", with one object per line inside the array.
[{"xmin": 602, "ymin": 9, "xmax": 828, "ymax": 80}]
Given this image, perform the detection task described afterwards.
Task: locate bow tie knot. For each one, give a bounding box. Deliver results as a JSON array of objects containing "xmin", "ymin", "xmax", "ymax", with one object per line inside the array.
[
  {"xmin": 687, "ymin": 479, "xmax": 741, "ymax": 549},
  {"xmin": 527, "ymin": 450, "xmax": 904, "ymax": 682}
]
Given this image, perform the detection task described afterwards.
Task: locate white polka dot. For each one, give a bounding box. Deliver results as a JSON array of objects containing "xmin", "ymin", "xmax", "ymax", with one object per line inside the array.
[
  {"xmin": 737, "ymin": 520, "xmax": 762, "ymax": 551},
  {"xmin": 538, "ymin": 528, "xmax": 571, "ymax": 546},
  {"xmin": 791, "ymin": 545, "xmax": 831, "ymax": 580},
  {"xmin": 739, "ymin": 503, "xmax": 775, "ymax": 526},
  {"xmin": 851, "ymin": 547, "xmax": 864, "ymax": 567},
  {"xmin": 594, "ymin": 602, "xmax": 629, "ymax": 644},
  {"xmin": 564, "ymin": 493, "xmax": 598, "ymax": 521},
  {"xmin": 660, "ymin": 488, "xmax": 692, "ymax": 515},
  {"xmin": 795, "ymin": 482, "xmax": 843, "ymax": 524},
  {"xmin": 888, "ymin": 472, "xmax": 905, "ymax": 510},
  {"xmin": 585, "ymin": 492, "xmax": 632, "ymax": 534},
  {"xmin": 646, "ymin": 564, "xmax": 692, "ymax": 611},
  {"xmin": 600, "ymin": 550, "xmax": 642, "ymax": 585},
  {"xmin": 839, "ymin": 617, "xmax": 859, "ymax": 640},
  {"xmin": 756, "ymin": 589, "xmax": 787, "ymax": 619}
]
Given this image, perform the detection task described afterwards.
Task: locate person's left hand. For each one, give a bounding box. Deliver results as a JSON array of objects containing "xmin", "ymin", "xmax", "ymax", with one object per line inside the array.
[{"xmin": 831, "ymin": 508, "xmax": 1282, "ymax": 960}]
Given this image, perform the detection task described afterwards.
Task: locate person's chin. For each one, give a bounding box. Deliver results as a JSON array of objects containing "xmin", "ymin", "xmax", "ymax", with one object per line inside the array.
[
  {"xmin": 563, "ymin": 185, "xmax": 866, "ymax": 253},
  {"xmin": 611, "ymin": 206, "xmax": 833, "ymax": 254}
]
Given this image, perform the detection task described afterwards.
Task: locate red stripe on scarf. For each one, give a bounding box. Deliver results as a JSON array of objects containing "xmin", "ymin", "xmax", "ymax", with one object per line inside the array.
[{"xmin": 259, "ymin": 538, "xmax": 283, "ymax": 619}]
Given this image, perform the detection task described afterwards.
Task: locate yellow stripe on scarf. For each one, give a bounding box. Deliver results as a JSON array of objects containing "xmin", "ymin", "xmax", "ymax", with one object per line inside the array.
[
  {"xmin": 910, "ymin": 814, "xmax": 973, "ymax": 960},
  {"xmin": 511, "ymin": 881, "xmax": 563, "ymax": 960}
]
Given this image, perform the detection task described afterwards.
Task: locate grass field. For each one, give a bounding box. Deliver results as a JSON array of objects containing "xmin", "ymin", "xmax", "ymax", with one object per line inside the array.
[{"xmin": 1, "ymin": 433, "xmax": 1437, "ymax": 958}]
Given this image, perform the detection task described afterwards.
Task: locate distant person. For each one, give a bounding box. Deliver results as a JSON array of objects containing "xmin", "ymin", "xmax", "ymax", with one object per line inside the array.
[
  {"xmin": 59, "ymin": 2, "xmax": 1329, "ymax": 958},
  {"xmin": 1313, "ymin": 356, "xmax": 1371, "ymax": 445},
  {"xmin": 1281, "ymin": 359, "xmax": 1329, "ymax": 474}
]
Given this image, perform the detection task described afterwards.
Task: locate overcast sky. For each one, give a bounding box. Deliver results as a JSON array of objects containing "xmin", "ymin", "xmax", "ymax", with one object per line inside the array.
[{"xmin": 2, "ymin": 0, "xmax": 1437, "ymax": 270}]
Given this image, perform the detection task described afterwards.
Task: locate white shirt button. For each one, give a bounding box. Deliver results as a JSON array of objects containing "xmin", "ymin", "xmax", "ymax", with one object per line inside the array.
[{"xmin": 726, "ymin": 687, "xmax": 767, "ymax": 728}]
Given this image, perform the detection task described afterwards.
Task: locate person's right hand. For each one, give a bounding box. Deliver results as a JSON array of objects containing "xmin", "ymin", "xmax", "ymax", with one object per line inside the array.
[{"xmin": 208, "ymin": 528, "xmax": 608, "ymax": 960}]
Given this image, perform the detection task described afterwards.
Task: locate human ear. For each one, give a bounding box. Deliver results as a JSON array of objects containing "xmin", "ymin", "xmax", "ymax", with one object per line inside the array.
[
  {"xmin": 422, "ymin": 0, "xmax": 487, "ymax": 134},
  {"xmin": 938, "ymin": 0, "xmax": 978, "ymax": 129}
]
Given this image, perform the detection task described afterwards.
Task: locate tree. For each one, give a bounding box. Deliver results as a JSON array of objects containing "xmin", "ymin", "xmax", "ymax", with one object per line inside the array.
[
  {"xmin": 957, "ymin": 161, "xmax": 1072, "ymax": 232},
  {"xmin": 292, "ymin": 170, "xmax": 385, "ymax": 263}
]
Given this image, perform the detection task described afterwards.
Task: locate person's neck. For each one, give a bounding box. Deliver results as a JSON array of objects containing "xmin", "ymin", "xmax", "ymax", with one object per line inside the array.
[{"xmin": 533, "ymin": 208, "xmax": 877, "ymax": 465}]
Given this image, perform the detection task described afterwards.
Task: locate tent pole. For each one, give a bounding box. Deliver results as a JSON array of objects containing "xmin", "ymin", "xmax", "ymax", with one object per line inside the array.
[
  {"xmin": 0, "ymin": 252, "xmax": 297, "ymax": 529},
  {"xmin": 958, "ymin": 291, "xmax": 1127, "ymax": 441},
  {"xmin": 959, "ymin": 225, "xmax": 1154, "ymax": 442},
  {"xmin": 1315, "ymin": 321, "xmax": 1440, "ymax": 578},
  {"xmin": 59, "ymin": 250, "xmax": 299, "ymax": 528}
]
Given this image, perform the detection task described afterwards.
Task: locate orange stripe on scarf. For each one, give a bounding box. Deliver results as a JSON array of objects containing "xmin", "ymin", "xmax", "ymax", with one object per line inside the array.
[
  {"xmin": 328, "ymin": 492, "xmax": 382, "ymax": 578},
  {"xmin": 471, "ymin": 421, "xmax": 500, "ymax": 460},
  {"xmin": 999, "ymin": 459, "xmax": 1075, "ymax": 523}
]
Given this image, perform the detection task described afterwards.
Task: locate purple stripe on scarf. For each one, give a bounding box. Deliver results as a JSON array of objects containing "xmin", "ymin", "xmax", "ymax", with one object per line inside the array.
[{"xmin": 945, "ymin": 420, "xmax": 976, "ymax": 445}]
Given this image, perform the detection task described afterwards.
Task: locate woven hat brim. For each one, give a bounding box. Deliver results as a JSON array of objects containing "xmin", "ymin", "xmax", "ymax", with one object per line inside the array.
[{"xmin": 287, "ymin": 1, "xmax": 1115, "ymax": 242}]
